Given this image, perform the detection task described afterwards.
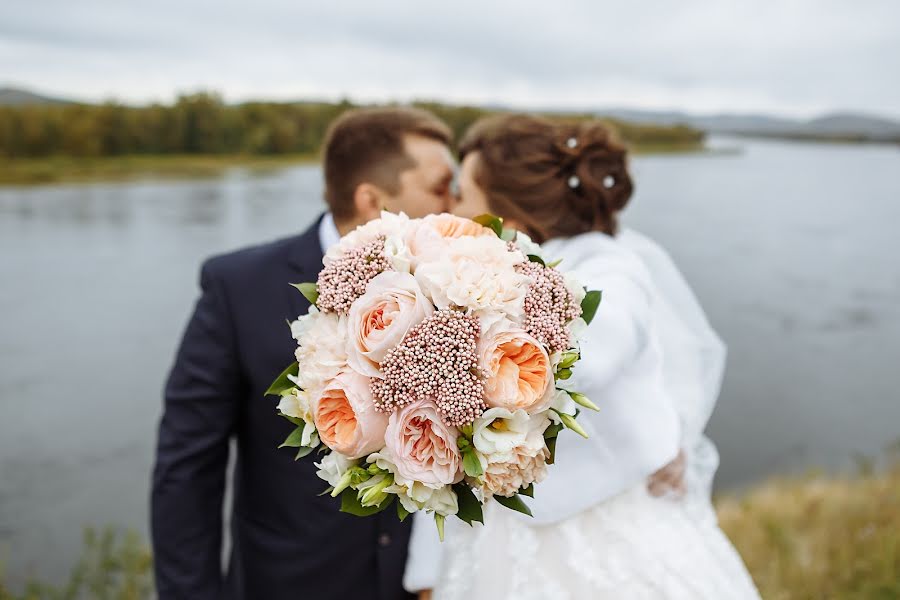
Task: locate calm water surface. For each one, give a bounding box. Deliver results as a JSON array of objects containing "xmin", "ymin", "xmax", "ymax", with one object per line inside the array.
[{"xmin": 1, "ymin": 136, "xmax": 898, "ymax": 581}]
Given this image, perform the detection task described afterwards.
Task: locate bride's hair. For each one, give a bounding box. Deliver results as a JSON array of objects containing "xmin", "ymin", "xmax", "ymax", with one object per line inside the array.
[{"xmin": 458, "ymin": 114, "xmax": 633, "ymax": 243}]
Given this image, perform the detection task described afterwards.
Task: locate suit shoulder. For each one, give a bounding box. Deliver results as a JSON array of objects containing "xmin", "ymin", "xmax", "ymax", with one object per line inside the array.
[{"xmin": 201, "ymin": 235, "xmax": 302, "ymax": 283}]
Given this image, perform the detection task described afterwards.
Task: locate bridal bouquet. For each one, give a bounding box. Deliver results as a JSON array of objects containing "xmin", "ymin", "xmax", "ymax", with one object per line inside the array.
[{"xmin": 266, "ymin": 212, "xmax": 602, "ymax": 537}]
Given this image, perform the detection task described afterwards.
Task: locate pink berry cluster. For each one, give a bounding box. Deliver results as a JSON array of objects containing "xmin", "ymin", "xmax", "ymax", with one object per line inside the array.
[
  {"xmin": 515, "ymin": 260, "xmax": 582, "ymax": 353},
  {"xmin": 316, "ymin": 237, "xmax": 392, "ymax": 314},
  {"xmin": 371, "ymin": 309, "xmax": 487, "ymax": 426}
]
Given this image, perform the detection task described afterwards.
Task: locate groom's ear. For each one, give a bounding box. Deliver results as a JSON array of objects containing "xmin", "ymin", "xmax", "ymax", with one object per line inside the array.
[{"xmin": 352, "ymin": 182, "xmax": 386, "ymax": 222}]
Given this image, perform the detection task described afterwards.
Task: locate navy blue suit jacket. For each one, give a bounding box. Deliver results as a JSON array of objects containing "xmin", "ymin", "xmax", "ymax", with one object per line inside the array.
[{"xmin": 151, "ymin": 215, "xmax": 414, "ymax": 599}]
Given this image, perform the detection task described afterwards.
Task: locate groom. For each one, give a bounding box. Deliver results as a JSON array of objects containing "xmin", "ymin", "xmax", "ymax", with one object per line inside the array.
[{"xmin": 151, "ymin": 107, "xmax": 456, "ymax": 600}]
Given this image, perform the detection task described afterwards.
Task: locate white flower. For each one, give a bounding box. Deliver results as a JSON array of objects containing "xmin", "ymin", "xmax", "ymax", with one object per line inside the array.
[
  {"xmin": 315, "ymin": 451, "xmax": 357, "ymax": 487},
  {"xmin": 414, "ymin": 235, "xmax": 531, "ymax": 321},
  {"xmin": 367, "ymin": 450, "xmax": 459, "ymax": 516},
  {"xmin": 382, "ymin": 234, "xmax": 413, "ymax": 273},
  {"xmin": 514, "ymin": 231, "xmax": 542, "ymax": 259},
  {"xmin": 564, "ymin": 272, "xmax": 587, "ymax": 307},
  {"xmin": 473, "ymin": 407, "xmax": 549, "ymax": 464},
  {"xmin": 547, "ymin": 389, "xmax": 576, "ymax": 424},
  {"xmin": 324, "ymin": 211, "xmax": 413, "ymax": 265},
  {"xmin": 277, "ymin": 388, "xmax": 319, "ymax": 447},
  {"xmin": 289, "ymin": 307, "xmax": 348, "ymax": 396}
]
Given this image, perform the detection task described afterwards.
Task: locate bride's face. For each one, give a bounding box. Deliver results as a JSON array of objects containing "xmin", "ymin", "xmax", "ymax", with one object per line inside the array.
[{"xmin": 452, "ymin": 152, "xmax": 491, "ymax": 219}]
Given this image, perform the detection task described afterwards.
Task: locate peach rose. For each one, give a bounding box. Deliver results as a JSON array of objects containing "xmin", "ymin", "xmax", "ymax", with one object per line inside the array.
[
  {"xmin": 407, "ymin": 213, "xmax": 496, "ymax": 266},
  {"xmin": 346, "ymin": 271, "xmax": 433, "ymax": 378},
  {"xmin": 384, "ymin": 398, "xmax": 462, "ymax": 487},
  {"xmin": 478, "ymin": 318, "xmax": 554, "ymax": 414},
  {"xmin": 312, "ymin": 369, "xmax": 388, "ymax": 459}
]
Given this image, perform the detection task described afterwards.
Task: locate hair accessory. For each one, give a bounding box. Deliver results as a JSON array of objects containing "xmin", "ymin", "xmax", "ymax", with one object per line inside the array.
[
  {"xmin": 567, "ymin": 175, "xmax": 581, "ymax": 189},
  {"xmin": 603, "ymin": 175, "xmax": 615, "ymax": 189},
  {"xmin": 566, "ymin": 137, "xmax": 578, "ymax": 149}
]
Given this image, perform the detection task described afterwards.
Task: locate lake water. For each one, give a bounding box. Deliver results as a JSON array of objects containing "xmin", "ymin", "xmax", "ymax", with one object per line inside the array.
[{"xmin": 1, "ymin": 136, "xmax": 899, "ymax": 583}]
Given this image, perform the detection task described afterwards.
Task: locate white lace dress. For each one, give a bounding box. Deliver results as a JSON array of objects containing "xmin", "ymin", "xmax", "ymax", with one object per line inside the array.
[{"xmin": 403, "ymin": 230, "xmax": 760, "ymax": 600}]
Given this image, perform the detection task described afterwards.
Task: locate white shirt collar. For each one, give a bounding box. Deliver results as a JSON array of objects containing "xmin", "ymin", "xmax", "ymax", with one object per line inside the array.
[{"xmin": 318, "ymin": 212, "xmax": 341, "ymax": 255}]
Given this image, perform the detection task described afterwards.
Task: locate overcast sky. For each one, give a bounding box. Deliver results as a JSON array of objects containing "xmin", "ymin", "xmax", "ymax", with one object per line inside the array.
[{"xmin": 2, "ymin": 0, "xmax": 899, "ymax": 118}]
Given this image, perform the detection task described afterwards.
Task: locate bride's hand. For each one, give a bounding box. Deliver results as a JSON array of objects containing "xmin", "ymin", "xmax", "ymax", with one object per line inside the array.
[
  {"xmin": 418, "ymin": 591, "xmax": 433, "ymax": 600},
  {"xmin": 648, "ymin": 449, "xmax": 686, "ymax": 497}
]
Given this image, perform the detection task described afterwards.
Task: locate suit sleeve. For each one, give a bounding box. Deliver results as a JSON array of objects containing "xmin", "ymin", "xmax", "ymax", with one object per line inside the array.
[{"xmin": 151, "ymin": 259, "xmax": 243, "ymax": 599}]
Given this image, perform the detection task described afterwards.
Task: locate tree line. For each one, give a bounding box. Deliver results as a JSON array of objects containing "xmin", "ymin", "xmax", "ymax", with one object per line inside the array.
[{"xmin": 0, "ymin": 93, "xmax": 704, "ymax": 159}]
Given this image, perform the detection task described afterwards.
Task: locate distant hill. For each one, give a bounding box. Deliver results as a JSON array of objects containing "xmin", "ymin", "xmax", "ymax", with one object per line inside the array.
[
  {"xmin": 0, "ymin": 86, "xmax": 72, "ymax": 106},
  {"xmin": 598, "ymin": 108, "xmax": 900, "ymax": 142}
]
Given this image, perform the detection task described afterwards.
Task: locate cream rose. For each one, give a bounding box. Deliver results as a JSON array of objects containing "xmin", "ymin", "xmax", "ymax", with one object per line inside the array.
[
  {"xmin": 477, "ymin": 318, "xmax": 554, "ymax": 413},
  {"xmin": 290, "ymin": 307, "xmax": 348, "ymax": 396},
  {"xmin": 345, "ymin": 271, "xmax": 433, "ymax": 378},
  {"xmin": 414, "ymin": 235, "xmax": 531, "ymax": 319},
  {"xmin": 384, "ymin": 398, "xmax": 462, "ymax": 487},
  {"xmin": 407, "ymin": 213, "xmax": 496, "ymax": 266},
  {"xmin": 482, "ymin": 445, "xmax": 550, "ymax": 498},
  {"xmin": 311, "ymin": 369, "xmax": 388, "ymax": 459}
]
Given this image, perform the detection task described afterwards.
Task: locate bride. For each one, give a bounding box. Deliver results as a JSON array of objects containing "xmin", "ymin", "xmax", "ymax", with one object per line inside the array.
[{"xmin": 403, "ymin": 114, "xmax": 761, "ymax": 599}]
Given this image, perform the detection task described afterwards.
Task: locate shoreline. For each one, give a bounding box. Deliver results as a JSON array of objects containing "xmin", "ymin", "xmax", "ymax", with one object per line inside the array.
[{"xmin": 0, "ymin": 143, "xmax": 708, "ymax": 187}]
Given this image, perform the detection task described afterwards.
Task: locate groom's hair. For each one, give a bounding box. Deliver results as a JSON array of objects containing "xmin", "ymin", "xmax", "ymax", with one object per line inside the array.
[{"xmin": 322, "ymin": 107, "xmax": 453, "ymax": 221}]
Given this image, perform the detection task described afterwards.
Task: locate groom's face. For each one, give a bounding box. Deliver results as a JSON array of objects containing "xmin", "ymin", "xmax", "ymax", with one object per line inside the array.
[{"xmin": 384, "ymin": 134, "xmax": 456, "ymax": 218}]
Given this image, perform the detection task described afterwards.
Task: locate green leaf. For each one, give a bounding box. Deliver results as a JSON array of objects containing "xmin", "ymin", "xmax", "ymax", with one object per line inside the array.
[
  {"xmin": 527, "ymin": 254, "xmax": 545, "ymax": 266},
  {"xmin": 472, "ymin": 214, "xmax": 503, "ymax": 237},
  {"xmin": 581, "ymin": 290, "xmax": 603, "ymax": 325},
  {"xmin": 265, "ymin": 362, "xmax": 299, "ymax": 396},
  {"xmin": 463, "ymin": 449, "xmax": 484, "ymax": 478},
  {"xmin": 519, "ymin": 483, "xmax": 534, "ymax": 498},
  {"xmin": 278, "ymin": 413, "xmax": 305, "ymax": 427},
  {"xmin": 339, "ymin": 488, "xmax": 394, "ymax": 517},
  {"xmin": 278, "ymin": 425, "xmax": 306, "ymax": 448},
  {"xmin": 545, "ymin": 435, "xmax": 559, "ymax": 465},
  {"xmin": 543, "ymin": 422, "xmax": 563, "ymax": 465},
  {"xmin": 494, "ymin": 493, "xmax": 533, "ymax": 517},
  {"xmin": 295, "ymin": 445, "xmax": 315, "ymax": 460},
  {"xmin": 453, "ymin": 483, "xmax": 484, "ymax": 525},
  {"xmin": 500, "ymin": 228, "xmax": 517, "ymax": 242},
  {"xmin": 567, "ymin": 390, "xmax": 600, "ymax": 412},
  {"xmin": 397, "ymin": 502, "xmax": 411, "ymax": 523},
  {"xmin": 290, "ymin": 282, "xmax": 319, "ymax": 306}
]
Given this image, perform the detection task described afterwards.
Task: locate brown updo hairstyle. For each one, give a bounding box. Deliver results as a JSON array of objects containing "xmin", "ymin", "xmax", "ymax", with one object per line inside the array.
[{"xmin": 458, "ymin": 114, "xmax": 633, "ymax": 243}]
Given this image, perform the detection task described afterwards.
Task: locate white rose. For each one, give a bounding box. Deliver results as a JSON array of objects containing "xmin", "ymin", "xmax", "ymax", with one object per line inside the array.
[
  {"xmin": 414, "ymin": 235, "xmax": 531, "ymax": 320},
  {"xmin": 290, "ymin": 307, "xmax": 348, "ymax": 395},
  {"xmin": 314, "ymin": 451, "xmax": 357, "ymax": 488},
  {"xmin": 473, "ymin": 407, "xmax": 549, "ymax": 464}
]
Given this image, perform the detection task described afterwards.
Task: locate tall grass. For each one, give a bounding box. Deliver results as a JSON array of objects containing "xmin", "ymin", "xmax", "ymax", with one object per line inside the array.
[{"xmin": 2, "ymin": 458, "xmax": 897, "ymax": 599}]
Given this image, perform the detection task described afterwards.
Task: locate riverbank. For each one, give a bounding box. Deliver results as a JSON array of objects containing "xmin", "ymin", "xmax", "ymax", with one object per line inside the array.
[
  {"xmin": 0, "ymin": 153, "xmax": 318, "ymax": 186},
  {"xmin": 2, "ymin": 460, "xmax": 897, "ymax": 599},
  {"xmin": 0, "ymin": 141, "xmax": 706, "ymax": 186}
]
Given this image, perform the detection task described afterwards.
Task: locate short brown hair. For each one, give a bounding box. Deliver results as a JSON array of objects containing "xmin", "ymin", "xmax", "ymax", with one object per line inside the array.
[
  {"xmin": 322, "ymin": 107, "xmax": 453, "ymax": 222},
  {"xmin": 459, "ymin": 114, "xmax": 633, "ymax": 243}
]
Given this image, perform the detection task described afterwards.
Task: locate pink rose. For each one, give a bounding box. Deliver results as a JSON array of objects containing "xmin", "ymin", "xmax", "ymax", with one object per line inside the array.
[
  {"xmin": 384, "ymin": 398, "xmax": 462, "ymax": 487},
  {"xmin": 312, "ymin": 369, "xmax": 388, "ymax": 459},
  {"xmin": 346, "ymin": 271, "xmax": 433, "ymax": 378},
  {"xmin": 478, "ymin": 319, "xmax": 554, "ymax": 414}
]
